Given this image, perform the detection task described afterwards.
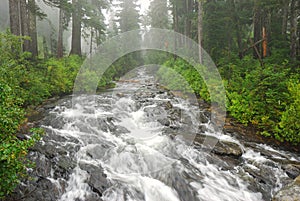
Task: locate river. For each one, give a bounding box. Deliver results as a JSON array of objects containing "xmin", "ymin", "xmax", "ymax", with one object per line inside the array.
[{"xmin": 9, "ymin": 67, "xmax": 300, "ymax": 201}]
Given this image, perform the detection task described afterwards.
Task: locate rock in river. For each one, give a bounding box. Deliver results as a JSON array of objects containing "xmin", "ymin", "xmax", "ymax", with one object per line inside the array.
[
  {"xmin": 283, "ymin": 164, "xmax": 300, "ymax": 179},
  {"xmin": 213, "ymin": 140, "xmax": 243, "ymax": 157},
  {"xmin": 194, "ymin": 134, "xmax": 243, "ymax": 157},
  {"xmin": 79, "ymin": 163, "xmax": 109, "ymax": 196},
  {"xmin": 272, "ymin": 175, "xmax": 300, "ymax": 201}
]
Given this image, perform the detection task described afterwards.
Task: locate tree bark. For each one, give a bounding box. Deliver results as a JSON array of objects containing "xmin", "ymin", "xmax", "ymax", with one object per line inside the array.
[
  {"xmin": 281, "ymin": 0, "xmax": 289, "ymax": 37},
  {"xmin": 262, "ymin": 11, "xmax": 271, "ymax": 58},
  {"xmin": 9, "ymin": 0, "xmax": 21, "ymax": 36},
  {"xmin": 28, "ymin": 0, "xmax": 38, "ymax": 57},
  {"xmin": 95, "ymin": 29, "xmax": 100, "ymax": 46},
  {"xmin": 229, "ymin": 0, "xmax": 243, "ymax": 59},
  {"xmin": 253, "ymin": 0, "xmax": 262, "ymax": 59},
  {"xmin": 57, "ymin": 8, "xmax": 64, "ymax": 58},
  {"xmin": 298, "ymin": 24, "xmax": 300, "ymax": 60},
  {"xmin": 70, "ymin": 0, "xmax": 82, "ymax": 56},
  {"xmin": 20, "ymin": 0, "xmax": 30, "ymax": 52},
  {"xmin": 184, "ymin": 0, "xmax": 192, "ymax": 39},
  {"xmin": 90, "ymin": 27, "xmax": 93, "ymax": 55},
  {"xmin": 198, "ymin": 0, "xmax": 203, "ymax": 64},
  {"xmin": 43, "ymin": 36, "xmax": 48, "ymax": 59},
  {"xmin": 172, "ymin": 1, "xmax": 178, "ymax": 58},
  {"xmin": 290, "ymin": 0, "xmax": 297, "ymax": 60}
]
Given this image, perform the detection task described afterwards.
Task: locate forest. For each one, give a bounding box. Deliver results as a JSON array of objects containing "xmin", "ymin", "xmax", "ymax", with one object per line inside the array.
[{"xmin": 0, "ymin": 0, "xmax": 299, "ymax": 199}]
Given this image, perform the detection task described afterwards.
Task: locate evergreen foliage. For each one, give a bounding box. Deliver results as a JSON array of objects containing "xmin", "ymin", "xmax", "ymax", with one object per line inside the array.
[
  {"xmin": 0, "ymin": 32, "xmax": 83, "ymax": 197},
  {"xmin": 158, "ymin": 56, "xmax": 300, "ymax": 144}
]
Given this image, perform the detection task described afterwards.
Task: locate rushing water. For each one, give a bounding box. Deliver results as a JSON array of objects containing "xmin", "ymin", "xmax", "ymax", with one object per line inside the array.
[{"xmin": 21, "ymin": 67, "xmax": 299, "ymax": 201}]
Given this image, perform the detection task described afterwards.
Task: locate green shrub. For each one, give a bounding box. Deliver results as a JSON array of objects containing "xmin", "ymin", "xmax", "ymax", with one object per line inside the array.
[
  {"xmin": 0, "ymin": 83, "xmax": 42, "ymax": 197},
  {"xmin": 161, "ymin": 56, "xmax": 299, "ymax": 144},
  {"xmin": 158, "ymin": 59, "xmax": 210, "ymax": 101},
  {"xmin": 42, "ymin": 55, "xmax": 82, "ymax": 96},
  {"xmin": 276, "ymin": 80, "xmax": 300, "ymax": 144},
  {"xmin": 0, "ymin": 33, "xmax": 85, "ymax": 197}
]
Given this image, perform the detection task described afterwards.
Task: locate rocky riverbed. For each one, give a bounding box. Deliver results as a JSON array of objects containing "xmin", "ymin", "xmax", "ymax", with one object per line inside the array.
[{"xmin": 4, "ymin": 67, "xmax": 300, "ymax": 201}]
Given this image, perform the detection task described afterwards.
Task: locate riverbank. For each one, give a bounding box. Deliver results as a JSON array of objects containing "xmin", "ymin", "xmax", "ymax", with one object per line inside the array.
[
  {"xmin": 223, "ymin": 117, "xmax": 300, "ymax": 154},
  {"xmin": 194, "ymin": 95, "xmax": 300, "ymax": 154}
]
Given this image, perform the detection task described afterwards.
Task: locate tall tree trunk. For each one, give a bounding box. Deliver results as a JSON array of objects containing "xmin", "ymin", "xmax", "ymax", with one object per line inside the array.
[
  {"xmin": 290, "ymin": 0, "xmax": 297, "ymax": 60},
  {"xmin": 281, "ymin": 0, "xmax": 289, "ymax": 37},
  {"xmin": 184, "ymin": 0, "xmax": 193, "ymax": 46},
  {"xmin": 198, "ymin": 0, "xmax": 203, "ymax": 64},
  {"xmin": 95, "ymin": 29, "xmax": 100, "ymax": 46},
  {"xmin": 28, "ymin": 0, "xmax": 38, "ymax": 57},
  {"xmin": 57, "ymin": 8, "xmax": 64, "ymax": 58},
  {"xmin": 229, "ymin": 0, "xmax": 243, "ymax": 59},
  {"xmin": 298, "ymin": 23, "xmax": 300, "ymax": 60},
  {"xmin": 50, "ymin": 33, "xmax": 55, "ymax": 55},
  {"xmin": 9, "ymin": 0, "xmax": 21, "ymax": 36},
  {"xmin": 43, "ymin": 36, "xmax": 48, "ymax": 59},
  {"xmin": 20, "ymin": 0, "xmax": 30, "ymax": 52},
  {"xmin": 253, "ymin": 0, "xmax": 262, "ymax": 59},
  {"xmin": 184, "ymin": 0, "xmax": 187, "ymax": 38},
  {"xmin": 262, "ymin": 11, "xmax": 271, "ymax": 58},
  {"xmin": 184, "ymin": 0, "xmax": 192, "ymax": 38},
  {"xmin": 70, "ymin": 0, "xmax": 82, "ymax": 56},
  {"xmin": 172, "ymin": 1, "xmax": 178, "ymax": 58},
  {"xmin": 187, "ymin": 0, "xmax": 193, "ymax": 38},
  {"xmin": 90, "ymin": 27, "xmax": 93, "ymax": 55}
]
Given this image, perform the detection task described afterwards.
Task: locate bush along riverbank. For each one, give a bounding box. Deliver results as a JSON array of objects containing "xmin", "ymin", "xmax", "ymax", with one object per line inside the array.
[
  {"xmin": 157, "ymin": 57, "xmax": 300, "ymax": 145},
  {"xmin": 0, "ymin": 33, "xmax": 85, "ymax": 197}
]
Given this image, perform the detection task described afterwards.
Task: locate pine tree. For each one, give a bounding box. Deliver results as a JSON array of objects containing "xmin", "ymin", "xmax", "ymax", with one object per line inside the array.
[
  {"xmin": 116, "ymin": 0, "xmax": 140, "ymax": 33},
  {"xmin": 9, "ymin": 0, "xmax": 44, "ymax": 57},
  {"xmin": 149, "ymin": 0, "xmax": 169, "ymax": 29}
]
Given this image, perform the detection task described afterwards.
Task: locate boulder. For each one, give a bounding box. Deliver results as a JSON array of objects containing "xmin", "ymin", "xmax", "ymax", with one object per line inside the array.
[
  {"xmin": 213, "ymin": 140, "xmax": 243, "ymax": 157},
  {"xmin": 194, "ymin": 134, "xmax": 243, "ymax": 157},
  {"xmin": 198, "ymin": 125, "xmax": 208, "ymax": 133},
  {"xmin": 30, "ymin": 142, "xmax": 61, "ymax": 158},
  {"xmin": 79, "ymin": 163, "xmax": 109, "ymax": 196},
  {"xmin": 198, "ymin": 112, "xmax": 209, "ymax": 124},
  {"xmin": 56, "ymin": 156, "xmax": 76, "ymax": 173},
  {"xmin": 272, "ymin": 176, "xmax": 300, "ymax": 201},
  {"xmin": 116, "ymin": 92, "xmax": 126, "ymax": 98},
  {"xmin": 84, "ymin": 194, "xmax": 104, "ymax": 201},
  {"xmin": 5, "ymin": 177, "xmax": 66, "ymax": 201},
  {"xmin": 283, "ymin": 164, "xmax": 300, "ymax": 179}
]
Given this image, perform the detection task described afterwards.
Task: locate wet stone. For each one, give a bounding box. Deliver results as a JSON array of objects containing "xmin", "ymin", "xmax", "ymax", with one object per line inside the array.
[
  {"xmin": 102, "ymin": 184, "xmax": 145, "ymax": 201},
  {"xmin": 79, "ymin": 163, "xmax": 109, "ymax": 196},
  {"xmin": 157, "ymin": 118, "xmax": 170, "ymax": 126},
  {"xmin": 272, "ymin": 176, "xmax": 300, "ymax": 201},
  {"xmin": 152, "ymin": 161, "xmax": 200, "ymax": 201},
  {"xmin": 86, "ymin": 143, "xmax": 113, "ymax": 159},
  {"xmin": 7, "ymin": 177, "xmax": 65, "ymax": 201},
  {"xmin": 30, "ymin": 142, "xmax": 59, "ymax": 158},
  {"xmin": 56, "ymin": 155, "xmax": 77, "ymax": 172},
  {"xmin": 32, "ymin": 152, "xmax": 52, "ymax": 178},
  {"xmin": 283, "ymin": 164, "xmax": 300, "ymax": 179},
  {"xmin": 198, "ymin": 125, "xmax": 208, "ymax": 133},
  {"xmin": 198, "ymin": 112, "xmax": 209, "ymax": 124},
  {"xmin": 42, "ymin": 114, "xmax": 66, "ymax": 129},
  {"xmin": 212, "ymin": 140, "xmax": 243, "ymax": 157},
  {"xmin": 194, "ymin": 134, "xmax": 243, "ymax": 157},
  {"xmin": 84, "ymin": 193, "xmax": 103, "ymax": 201}
]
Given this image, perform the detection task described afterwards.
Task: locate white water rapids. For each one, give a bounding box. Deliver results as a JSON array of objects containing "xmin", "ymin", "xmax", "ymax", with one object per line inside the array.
[{"xmin": 32, "ymin": 67, "xmax": 299, "ymax": 201}]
